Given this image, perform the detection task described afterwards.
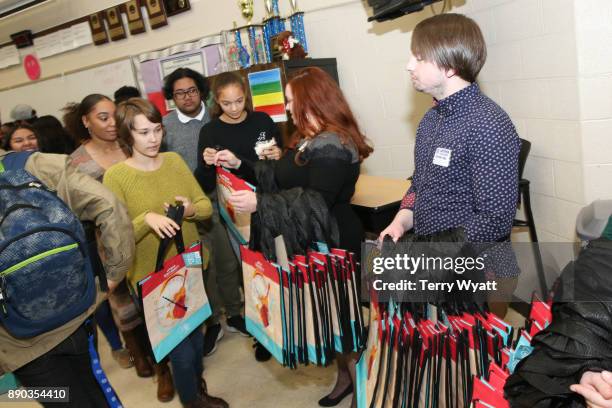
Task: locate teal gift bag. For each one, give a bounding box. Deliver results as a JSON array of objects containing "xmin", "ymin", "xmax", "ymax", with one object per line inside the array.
[{"xmin": 0, "ymin": 373, "xmax": 19, "ymax": 395}]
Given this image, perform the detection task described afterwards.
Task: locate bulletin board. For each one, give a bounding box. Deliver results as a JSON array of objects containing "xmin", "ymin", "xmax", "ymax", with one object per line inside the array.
[{"xmin": 0, "ymin": 58, "xmax": 137, "ymax": 122}]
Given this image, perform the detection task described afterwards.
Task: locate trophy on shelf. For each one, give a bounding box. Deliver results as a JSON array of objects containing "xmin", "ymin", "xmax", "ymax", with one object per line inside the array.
[
  {"xmin": 222, "ymin": 27, "xmax": 243, "ymax": 71},
  {"xmin": 262, "ymin": 0, "xmax": 274, "ymax": 62},
  {"xmin": 239, "ymin": 0, "xmax": 254, "ymax": 24},
  {"xmin": 263, "ymin": 0, "xmax": 286, "ymax": 60},
  {"xmin": 226, "ymin": 0, "xmax": 267, "ymax": 68},
  {"xmin": 288, "ymin": 0, "xmax": 308, "ymax": 52}
]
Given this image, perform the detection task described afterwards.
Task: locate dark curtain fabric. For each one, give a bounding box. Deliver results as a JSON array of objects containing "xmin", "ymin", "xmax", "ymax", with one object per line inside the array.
[
  {"xmin": 505, "ymin": 239, "xmax": 612, "ymax": 408},
  {"xmin": 248, "ymin": 160, "xmax": 339, "ymax": 261}
]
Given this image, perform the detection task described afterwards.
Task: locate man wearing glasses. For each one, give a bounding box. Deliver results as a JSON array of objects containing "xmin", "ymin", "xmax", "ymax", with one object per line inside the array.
[
  {"xmin": 162, "ymin": 68, "xmax": 248, "ymax": 357},
  {"xmin": 162, "ymin": 67, "xmax": 210, "ymax": 171}
]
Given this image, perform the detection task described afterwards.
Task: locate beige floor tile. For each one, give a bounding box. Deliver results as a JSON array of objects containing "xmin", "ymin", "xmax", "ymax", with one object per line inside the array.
[{"xmin": 11, "ymin": 322, "xmax": 352, "ymax": 408}]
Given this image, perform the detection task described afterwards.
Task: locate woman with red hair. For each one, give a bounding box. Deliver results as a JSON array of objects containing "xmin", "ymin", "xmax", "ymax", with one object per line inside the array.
[{"xmin": 227, "ymin": 67, "xmax": 373, "ymax": 407}]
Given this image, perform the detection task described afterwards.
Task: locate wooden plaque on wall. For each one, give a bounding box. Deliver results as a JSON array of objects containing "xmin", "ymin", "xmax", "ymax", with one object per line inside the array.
[
  {"xmin": 164, "ymin": 0, "xmax": 191, "ymax": 17},
  {"xmin": 144, "ymin": 0, "xmax": 168, "ymax": 29},
  {"xmin": 125, "ymin": 0, "xmax": 146, "ymax": 35},
  {"xmin": 104, "ymin": 6, "xmax": 127, "ymax": 41},
  {"xmin": 88, "ymin": 12, "xmax": 109, "ymax": 45}
]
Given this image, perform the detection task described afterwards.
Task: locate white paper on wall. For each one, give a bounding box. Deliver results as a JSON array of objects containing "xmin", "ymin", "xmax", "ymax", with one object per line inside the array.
[
  {"xmin": 60, "ymin": 28, "xmax": 75, "ymax": 52},
  {"xmin": 71, "ymin": 22, "xmax": 94, "ymax": 49},
  {"xmin": 0, "ymin": 45, "xmax": 20, "ymax": 69},
  {"xmin": 34, "ymin": 31, "xmax": 63, "ymax": 59}
]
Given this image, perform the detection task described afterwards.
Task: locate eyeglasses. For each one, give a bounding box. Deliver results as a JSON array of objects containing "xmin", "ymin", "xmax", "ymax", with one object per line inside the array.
[{"xmin": 173, "ymin": 87, "xmax": 199, "ymax": 99}]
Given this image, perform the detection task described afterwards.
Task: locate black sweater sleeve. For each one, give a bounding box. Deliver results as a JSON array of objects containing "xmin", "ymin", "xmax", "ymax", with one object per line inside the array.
[
  {"xmin": 270, "ymin": 116, "xmax": 282, "ymax": 149},
  {"xmin": 304, "ymin": 138, "xmax": 356, "ymax": 207},
  {"xmin": 231, "ymin": 113, "xmax": 280, "ymax": 185},
  {"xmin": 231, "ymin": 157, "xmax": 257, "ymax": 186},
  {"xmin": 194, "ymin": 125, "xmax": 217, "ymax": 194}
]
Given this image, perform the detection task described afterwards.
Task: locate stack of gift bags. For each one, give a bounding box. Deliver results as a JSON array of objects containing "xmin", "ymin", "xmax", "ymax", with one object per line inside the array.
[
  {"xmin": 241, "ymin": 245, "xmax": 366, "ymax": 368},
  {"xmin": 355, "ymin": 293, "xmax": 552, "ymax": 408},
  {"xmin": 217, "ymin": 166, "xmax": 367, "ymax": 367}
]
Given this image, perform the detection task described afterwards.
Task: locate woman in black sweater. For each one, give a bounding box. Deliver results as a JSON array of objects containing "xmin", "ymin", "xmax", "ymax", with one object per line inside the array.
[
  {"xmin": 227, "ymin": 67, "xmax": 373, "ymax": 408},
  {"xmin": 195, "ymin": 72, "xmax": 282, "ymax": 193},
  {"xmin": 196, "ymin": 72, "xmax": 282, "ymax": 362}
]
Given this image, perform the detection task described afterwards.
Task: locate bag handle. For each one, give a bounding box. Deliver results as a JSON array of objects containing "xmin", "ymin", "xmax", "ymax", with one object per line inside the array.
[{"xmin": 154, "ymin": 204, "xmax": 185, "ymax": 272}]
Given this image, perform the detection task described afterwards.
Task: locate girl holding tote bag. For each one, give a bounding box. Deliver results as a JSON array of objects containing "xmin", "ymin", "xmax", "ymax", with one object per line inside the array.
[{"xmin": 103, "ymin": 98, "xmax": 228, "ymax": 408}]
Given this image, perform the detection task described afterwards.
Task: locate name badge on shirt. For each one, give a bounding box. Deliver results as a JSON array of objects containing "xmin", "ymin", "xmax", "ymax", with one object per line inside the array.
[{"xmin": 433, "ymin": 147, "xmax": 452, "ymax": 167}]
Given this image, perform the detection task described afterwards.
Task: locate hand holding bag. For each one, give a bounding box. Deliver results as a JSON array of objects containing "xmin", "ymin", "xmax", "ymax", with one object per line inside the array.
[{"xmin": 138, "ymin": 205, "xmax": 212, "ymax": 362}]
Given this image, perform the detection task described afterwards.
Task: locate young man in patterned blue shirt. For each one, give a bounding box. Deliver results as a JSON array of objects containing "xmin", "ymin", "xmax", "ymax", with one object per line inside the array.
[
  {"xmin": 379, "ymin": 13, "xmax": 521, "ymax": 316},
  {"xmin": 380, "ymin": 13, "xmax": 520, "ymax": 243}
]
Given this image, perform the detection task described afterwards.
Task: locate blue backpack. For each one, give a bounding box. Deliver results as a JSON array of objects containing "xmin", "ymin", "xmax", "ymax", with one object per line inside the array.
[{"xmin": 0, "ymin": 151, "xmax": 96, "ymax": 338}]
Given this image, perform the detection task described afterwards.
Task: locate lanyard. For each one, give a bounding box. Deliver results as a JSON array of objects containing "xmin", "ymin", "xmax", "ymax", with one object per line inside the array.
[{"xmin": 86, "ymin": 320, "xmax": 124, "ymax": 408}]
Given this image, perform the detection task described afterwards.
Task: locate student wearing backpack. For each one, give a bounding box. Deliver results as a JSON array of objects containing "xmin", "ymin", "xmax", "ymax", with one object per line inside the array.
[{"xmin": 0, "ymin": 148, "xmax": 135, "ymax": 407}]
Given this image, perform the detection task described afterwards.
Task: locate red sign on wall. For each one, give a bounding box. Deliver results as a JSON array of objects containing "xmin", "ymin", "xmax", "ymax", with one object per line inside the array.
[{"xmin": 23, "ymin": 54, "xmax": 41, "ymax": 80}]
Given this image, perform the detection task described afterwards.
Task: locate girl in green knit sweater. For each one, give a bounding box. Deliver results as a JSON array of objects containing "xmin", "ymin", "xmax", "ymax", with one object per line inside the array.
[{"xmin": 103, "ymin": 98, "xmax": 228, "ymax": 408}]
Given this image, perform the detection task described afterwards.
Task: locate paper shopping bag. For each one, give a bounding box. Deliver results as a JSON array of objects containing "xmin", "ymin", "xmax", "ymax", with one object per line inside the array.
[
  {"xmin": 216, "ymin": 167, "xmax": 255, "ymax": 244},
  {"xmin": 139, "ymin": 238, "xmax": 211, "ymax": 363},
  {"xmin": 241, "ymin": 245, "xmax": 285, "ymax": 364}
]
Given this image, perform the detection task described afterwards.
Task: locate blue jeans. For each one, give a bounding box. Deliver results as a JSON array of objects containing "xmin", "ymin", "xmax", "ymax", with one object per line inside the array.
[
  {"xmin": 167, "ymin": 326, "xmax": 204, "ymax": 404},
  {"xmin": 93, "ymin": 300, "xmax": 123, "ymax": 350}
]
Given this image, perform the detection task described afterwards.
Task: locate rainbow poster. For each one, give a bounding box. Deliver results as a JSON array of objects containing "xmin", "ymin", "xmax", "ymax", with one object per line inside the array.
[{"xmin": 248, "ymin": 68, "xmax": 287, "ymax": 122}]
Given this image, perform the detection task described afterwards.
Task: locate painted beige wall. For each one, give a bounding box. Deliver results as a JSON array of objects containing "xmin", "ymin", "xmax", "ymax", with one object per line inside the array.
[
  {"xmin": 456, "ymin": 0, "xmax": 583, "ymax": 243},
  {"xmin": 2, "ymin": 0, "xmax": 611, "ymax": 245},
  {"xmin": 299, "ymin": 0, "xmax": 612, "ymax": 243},
  {"xmin": 576, "ymin": 0, "xmax": 612, "ymax": 213},
  {"xmin": 0, "ymin": 0, "xmax": 356, "ymax": 88}
]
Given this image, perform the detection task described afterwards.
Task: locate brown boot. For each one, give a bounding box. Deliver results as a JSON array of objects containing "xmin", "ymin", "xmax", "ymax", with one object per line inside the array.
[
  {"xmin": 199, "ymin": 378, "xmax": 229, "ymax": 408},
  {"xmin": 154, "ymin": 361, "xmax": 175, "ymax": 402},
  {"xmin": 122, "ymin": 328, "xmax": 153, "ymax": 377},
  {"xmin": 111, "ymin": 348, "xmax": 134, "ymax": 369}
]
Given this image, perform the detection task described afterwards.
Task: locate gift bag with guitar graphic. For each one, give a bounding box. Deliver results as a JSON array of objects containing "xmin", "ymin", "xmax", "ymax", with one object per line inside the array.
[
  {"xmin": 241, "ymin": 245, "xmax": 285, "ymax": 364},
  {"xmin": 138, "ymin": 205, "xmax": 211, "ymax": 362}
]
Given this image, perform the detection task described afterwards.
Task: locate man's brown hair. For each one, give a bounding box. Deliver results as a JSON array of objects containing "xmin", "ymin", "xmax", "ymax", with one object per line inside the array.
[
  {"xmin": 115, "ymin": 97, "xmax": 163, "ymax": 155},
  {"xmin": 411, "ymin": 13, "xmax": 487, "ymax": 83}
]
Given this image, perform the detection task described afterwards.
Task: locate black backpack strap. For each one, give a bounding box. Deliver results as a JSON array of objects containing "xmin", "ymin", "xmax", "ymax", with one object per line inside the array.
[{"xmin": 0, "ymin": 151, "xmax": 35, "ymax": 172}]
